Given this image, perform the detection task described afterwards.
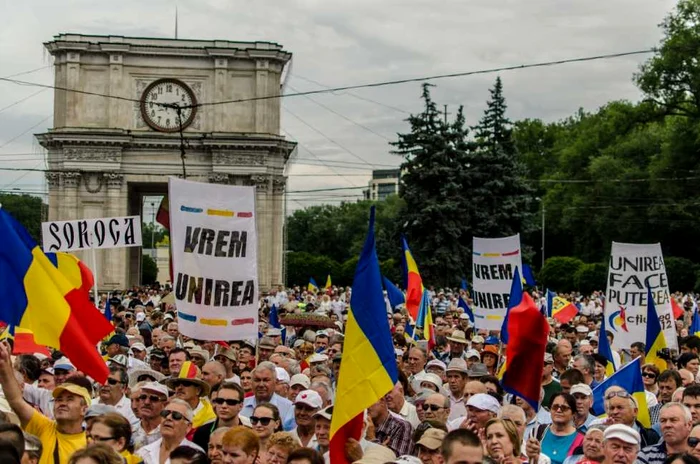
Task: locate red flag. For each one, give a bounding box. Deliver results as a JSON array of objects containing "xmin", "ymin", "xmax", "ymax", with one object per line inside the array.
[
  {"xmin": 671, "ymin": 298, "xmax": 684, "ymax": 320},
  {"xmin": 501, "ymin": 292, "xmax": 550, "ymax": 411}
]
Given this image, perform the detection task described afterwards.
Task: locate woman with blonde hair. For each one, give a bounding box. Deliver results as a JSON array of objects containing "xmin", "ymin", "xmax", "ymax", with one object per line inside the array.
[
  {"xmin": 68, "ymin": 443, "xmax": 124, "ymax": 464},
  {"xmin": 485, "ymin": 418, "xmax": 528, "ymax": 464},
  {"xmin": 265, "ymin": 432, "xmax": 301, "ymax": 464},
  {"xmin": 222, "ymin": 426, "xmax": 260, "ymax": 464}
]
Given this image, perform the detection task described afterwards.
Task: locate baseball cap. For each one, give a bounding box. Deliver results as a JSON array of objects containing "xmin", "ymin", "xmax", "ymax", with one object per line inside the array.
[
  {"xmin": 290, "ymin": 374, "xmax": 311, "ymax": 389},
  {"xmin": 604, "ymin": 424, "xmax": 640, "ymax": 445},
  {"xmin": 139, "ymin": 381, "xmax": 169, "ymax": 398},
  {"xmin": 570, "ymin": 384, "xmax": 593, "ymax": 397},
  {"xmin": 107, "ymin": 334, "xmax": 130, "ymax": 348},
  {"xmin": 416, "ymin": 428, "xmax": 447, "ymax": 450},
  {"xmin": 459, "ymin": 313, "xmax": 471, "ymax": 320},
  {"xmin": 471, "ymin": 335, "xmax": 485, "ymax": 344},
  {"xmin": 53, "ymin": 357, "xmax": 75, "ymax": 371},
  {"xmin": 131, "ymin": 342, "xmax": 146, "ymax": 352},
  {"xmin": 53, "ymin": 384, "xmax": 92, "ymax": 406},
  {"xmin": 309, "ymin": 353, "xmax": 329, "ymax": 364},
  {"xmin": 466, "ymin": 393, "xmax": 501, "ymax": 414},
  {"xmin": 294, "ymin": 390, "xmax": 323, "ymax": 409},
  {"xmin": 276, "ymin": 367, "xmax": 291, "ymax": 384},
  {"xmin": 465, "ymin": 349, "xmax": 481, "ymax": 360},
  {"xmin": 313, "ymin": 405, "xmax": 333, "ymax": 421},
  {"xmin": 426, "ymin": 359, "xmax": 447, "ymax": 372}
]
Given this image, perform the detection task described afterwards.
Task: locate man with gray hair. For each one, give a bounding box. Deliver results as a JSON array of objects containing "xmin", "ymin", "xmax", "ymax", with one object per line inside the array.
[
  {"xmin": 239, "ymin": 361, "xmax": 296, "ymax": 430},
  {"xmin": 600, "ymin": 386, "xmax": 659, "ymax": 447},
  {"xmin": 137, "ymin": 398, "xmax": 203, "ymax": 464},
  {"xmin": 572, "ymin": 355, "xmax": 598, "ymax": 388},
  {"xmin": 601, "ymin": 424, "xmax": 640, "ymax": 464},
  {"xmin": 637, "ymin": 402, "xmax": 692, "ymax": 464},
  {"xmin": 310, "ymin": 380, "xmax": 333, "ymax": 407}
]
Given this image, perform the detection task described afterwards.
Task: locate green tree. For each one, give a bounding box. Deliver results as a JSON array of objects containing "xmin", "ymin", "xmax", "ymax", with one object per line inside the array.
[
  {"xmin": 664, "ymin": 256, "xmax": 698, "ymax": 292},
  {"xmin": 539, "ymin": 257, "xmax": 584, "ymax": 292},
  {"xmin": 0, "ymin": 194, "xmax": 44, "ymax": 241},
  {"xmin": 573, "ymin": 263, "xmax": 608, "ymax": 295},
  {"xmin": 142, "ymin": 223, "xmax": 167, "ymax": 250},
  {"xmin": 141, "ymin": 254, "xmax": 158, "ymax": 285},
  {"xmin": 392, "ymin": 83, "xmax": 474, "ymax": 285}
]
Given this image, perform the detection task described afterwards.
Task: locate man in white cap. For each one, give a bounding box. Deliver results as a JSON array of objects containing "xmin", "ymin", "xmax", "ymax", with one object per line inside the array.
[
  {"xmin": 132, "ymin": 381, "xmax": 169, "ymax": 449},
  {"xmin": 571, "ymin": 384, "xmax": 596, "ymax": 433},
  {"xmin": 601, "ymin": 424, "xmax": 640, "ymax": 464},
  {"xmin": 464, "ymin": 393, "xmax": 500, "ymax": 432},
  {"xmin": 446, "ymin": 330, "xmax": 469, "ymax": 361},
  {"xmin": 465, "ymin": 349, "xmax": 481, "ymax": 370},
  {"xmin": 445, "ymin": 358, "xmax": 469, "ymax": 422},
  {"xmin": 275, "ymin": 367, "xmax": 291, "ymax": 398},
  {"xmin": 290, "ymin": 389, "xmax": 322, "ymax": 448},
  {"xmin": 426, "ymin": 360, "xmax": 447, "ymax": 381},
  {"xmin": 289, "ymin": 374, "xmax": 311, "ymax": 403},
  {"xmin": 386, "ymin": 382, "xmax": 420, "ymax": 428}
]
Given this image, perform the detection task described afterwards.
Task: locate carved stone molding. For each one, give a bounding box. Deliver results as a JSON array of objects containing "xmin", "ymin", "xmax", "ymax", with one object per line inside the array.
[
  {"xmin": 209, "ymin": 173, "xmax": 230, "ymax": 184},
  {"xmin": 64, "ymin": 147, "xmax": 121, "ymax": 163},
  {"xmin": 63, "ymin": 172, "xmax": 81, "ymax": 188},
  {"xmin": 104, "ymin": 172, "xmax": 124, "ymax": 189},
  {"xmin": 213, "ymin": 152, "xmax": 265, "ymax": 166},
  {"xmin": 46, "ymin": 172, "xmax": 62, "ymax": 188},
  {"xmin": 84, "ymin": 172, "xmax": 104, "ymax": 194},
  {"xmin": 272, "ymin": 176, "xmax": 286, "ymax": 194},
  {"xmin": 251, "ymin": 174, "xmax": 270, "ymax": 192}
]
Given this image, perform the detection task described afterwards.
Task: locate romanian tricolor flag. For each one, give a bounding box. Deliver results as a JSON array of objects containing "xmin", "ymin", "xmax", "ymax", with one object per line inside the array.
[
  {"xmin": 156, "ymin": 195, "xmax": 170, "ymax": 230},
  {"xmin": 591, "ymin": 357, "xmax": 651, "ymax": 428},
  {"xmin": 330, "ymin": 207, "xmax": 398, "ymax": 464},
  {"xmin": 500, "ymin": 267, "xmax": 523, "ymax": 345},
  {"xmin": 401, "ymin": 236, "xmax": 423, "ymax": 322},
  {"xmin": 0, "ymin": 208, "xmax": 113, "ymax": 383},
  {"xmin": 552, "ymin": 296, "xmax": 578, "ymax": 324},
  {"xmin": 0, "ymin": 325, "xmax": 51, "ymax": 356},
  {"xmin": 598, "ymin": 311, "xmax": 616, "ymax": 377},
  {"xmin": 644, "ymin": 286, "xmax": 668, "ymax": 372},
  {"xmin": 691, "ymin": 301, "xmax": 700, "ymax": 338},
  {"xmin": 501, "ymin": 290, "xmax": 549, "ymax": 411},
  {"xmin": 307, "ymin": 277, "xmax": 319, "ymax": 293},
  {"xmin": 325, "ymin": 275, "xmax": 332, "ymax": 290},
  {"xmin": 417, "ymin": 289, "xmax": 435, "ymax": 349},
  {"xmin": 45, "ymin": 252, "xmax": 94, "ymax": 297}
]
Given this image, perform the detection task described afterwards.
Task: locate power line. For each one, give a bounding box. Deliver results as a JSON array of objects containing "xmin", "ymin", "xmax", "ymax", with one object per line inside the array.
[
  {"xmin": 0, "ymin": 115, "xmax": 51, "ymax": 150},
  {"xmin": 0, "ymin": 88, "xmax": 48, "ymax": 114},
  {"xmin": 1, "ymin": 66, "xmax": 52, "ymax": 80}
]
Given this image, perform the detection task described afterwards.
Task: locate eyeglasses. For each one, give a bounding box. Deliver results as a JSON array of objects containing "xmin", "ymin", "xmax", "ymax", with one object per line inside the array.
[
  {"xmin": 89, "ymin": 435, "xmax": 115, "ymax": 442},
  {"xmin": 106, "ymin": 378, "xmax": 122, "ymax": 386},
  {"xmin": 214, "ymin": 398, "xmax": 241, "ymax": 406},
  {"xmin": 605, "ymin": 391, "xmax": 631, "ymax": 400},
  {"xmin": 250, "ymin": 416, "xmax": 274, "ymax": 426},
  {"xmin": 689, "ymin": 437, "xmax": 700, "ymax": 447},
  {"xmin": 422, "ymin": 404, "xmax": 445, "ymax": 412},
  {"xmin": 160, "ymin": 410, "xmax": 188, "ymax": 422},
  {"xmin": 138, "ymin": 394, "xmax": 164, "ymax": 403},
  {"xmin": 642, "ymin": 372, "xmax": 657, "ymax": 380},
  {"xmin": 551, "ymin": 404, "xmax": 572, "ymax": 412}
]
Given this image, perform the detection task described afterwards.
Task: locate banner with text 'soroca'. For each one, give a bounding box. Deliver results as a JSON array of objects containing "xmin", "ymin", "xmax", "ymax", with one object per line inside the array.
[
  {"xmin": 169, "ymin": 177, "xmax": 258, "ymax": 341},
  {"xmin": 472, "ymin": 234, "xmax": 522, "ymax": 330},
  {"xmin": 604, "ymin": 242, "xmax": 677, "ymax": 351},
  {"xmin": 42, "ymin": 216, "xmax": 141, "ymax": 252}
]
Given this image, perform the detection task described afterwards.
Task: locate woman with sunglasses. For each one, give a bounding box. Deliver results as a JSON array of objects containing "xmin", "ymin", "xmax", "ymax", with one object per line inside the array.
[
  {"xmin": 642, "ymin": 364, "xmax": 661, "ymax": 396},
  {"xmin": 88, "ymin": 412, "xmax": 143, "ymax": 464},
  {"xmin": 251, "ymin": 403, "xmax": 282, "ymax": 454},
  {"xmin": 534, "ymin": 393, "xmax": 584, "ymax": 464},
  {"xmin": 688, "ymin": 424, "xmax": 700, "ymax": 461},
  {"xmin": 222, "ymin": 426, "xmax": 260, "ymax": 464}
]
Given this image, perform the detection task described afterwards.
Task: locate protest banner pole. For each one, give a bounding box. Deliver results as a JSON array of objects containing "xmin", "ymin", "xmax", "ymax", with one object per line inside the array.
[{"xmin": 90, "ymin": 235, "xmax": 99, "ymax": 310}]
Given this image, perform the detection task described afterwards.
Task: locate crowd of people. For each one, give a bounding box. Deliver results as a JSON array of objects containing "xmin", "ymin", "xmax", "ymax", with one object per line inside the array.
[{"xmin": 0, "ymin": 284, "xmax": 699, "ymax": 464}]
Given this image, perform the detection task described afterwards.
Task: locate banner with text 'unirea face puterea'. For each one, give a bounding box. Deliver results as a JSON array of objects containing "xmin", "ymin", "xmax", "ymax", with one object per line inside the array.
[
  {"xmin": 604, "ymin": 242, "xmax": 677, "ymax": 351},
  {"xmin": 169, "ymin": 177, "xmax": 258, "ymax": 340},
  {"xmin": 472, "ymin": 234, "xmax": 523, "ymax": 330}
]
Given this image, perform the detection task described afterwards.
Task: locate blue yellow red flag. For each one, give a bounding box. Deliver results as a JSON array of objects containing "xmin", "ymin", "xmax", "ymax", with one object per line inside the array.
[
  {"xmin": 552, "ymin": 296, "xmax": 578, "ymax": 324},
  {"xmin": 401, "ymin": 236, "xmax": 423, "ymax": 322},
  {"xmin": 325, "ymin": 275, "xmax": 332, "ymax": 290},
  {"xmin": 644, "ymin": 286, "xmax": 668, "ymax": 372},
  {"xmin": 417, "ymin": 289, "xmax": 435, "ymax": 349},
  {"xmin": 308, "ymin": 277, "xmax": 319, "ymax": 293},
  {"xmin": 691, "ymin": 300, "xmax": 700, "ymax": 337},
  {"xmin": 500, "ymin": 267, "xmax": 522, "ymax": 345},
  {"xmin": 0, "ymin": 208, "xmax": 113, "ymax": 382},
  {"xmin": 330, "ymin": 207, "xmax": 398, "ymax": 464},
  {"xmin": 591, "ymin": 357, "xmax": 650, "ymax": 428},
  {"xmin": 597, "ymin": 312, "xmax": 616, "ymax": 377}
]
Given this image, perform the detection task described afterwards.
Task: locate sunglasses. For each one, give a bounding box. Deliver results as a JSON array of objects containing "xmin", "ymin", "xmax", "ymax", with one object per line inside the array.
[
  {"xmin": 106, "ymin": 378, "xmax": 122, "ymax": 386},
  {"xmin": 422, "ymin": 404, "xmax": 445, "ymax": 412},
  {"xmin": 160, "ymin": 410, "xmax": 188, "ymax": 421},
  {"xmin": 642, "ymin": 372, "xmax": 657, "ymax": 380},
  {"xmin": 689, "ymin": 437, "xmax": 700, "ymax": 447},
  {"xmin": 551, "ymin": 404, "xmax": 572, "ymax": 412},
  {"xmin": 214, "ymin": 398, "xmax": 241, "ymax": 406},
  {"xmin": 138, "ymin": 394, "xmax": 163, "ymax": 403},
  {"xmin": 605, "ymin": 391, "xmax": 631, "ymax": 400},
  {"xmin": 89, "ymin": 435, "xmax": 115, "ymax": 442},
  {"xmin": 250, "ymin": 416, "xmax": 274, "ymax": 426}
]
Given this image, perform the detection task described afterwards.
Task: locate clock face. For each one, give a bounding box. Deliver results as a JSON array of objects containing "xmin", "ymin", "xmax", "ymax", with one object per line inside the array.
[{"xmin": 140, "ymin": 78, "xmax": 197, "ymax": 132}]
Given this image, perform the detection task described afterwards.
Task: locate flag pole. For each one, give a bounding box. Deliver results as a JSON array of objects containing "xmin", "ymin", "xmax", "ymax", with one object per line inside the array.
[{"xmin": 90, "ymin": 238, "xmax": 99, "ymax": 310}]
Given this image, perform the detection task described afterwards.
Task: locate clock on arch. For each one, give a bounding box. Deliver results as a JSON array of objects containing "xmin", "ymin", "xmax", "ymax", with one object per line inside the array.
[{"xmin": 140, "ymin": 78, "xmax": 197, "ymax": 132}]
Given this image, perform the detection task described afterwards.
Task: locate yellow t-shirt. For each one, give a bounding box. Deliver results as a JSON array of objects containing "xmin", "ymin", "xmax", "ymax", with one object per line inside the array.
[
  {"xmin": 121, "ymin": 450, "xmax": 144, "ymax": 464},
  {"xmin": 25, "ymin": 410, "xmax": 86, "ymax": 464}
]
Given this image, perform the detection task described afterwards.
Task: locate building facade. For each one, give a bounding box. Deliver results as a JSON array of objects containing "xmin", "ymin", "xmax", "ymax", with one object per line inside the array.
[
  {"xmin": 37, "ymin": 34, "xmax": 295, "ymax": 290},
  {"xmin": 363, "ymin": 168, "xmax": 400, "ymax": 201}
]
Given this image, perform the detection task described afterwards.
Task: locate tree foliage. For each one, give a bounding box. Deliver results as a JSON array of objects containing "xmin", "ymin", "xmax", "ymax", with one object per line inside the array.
[
  {"xmin": 0, "ymin": 194, "xmax": 44, "ymax": 242},
  {"xmin": 142, "ymin": 223, "xmax": 168, "ymax": 250},
  {"xmin": 538, "ymin": 257, "xmax": 584, "ymax": 292},
  {"xmin": 573, "ymin": 263, "xmax": 608, "ymax": 295},
  {"xmin": 141, "ymin": 254, "xmax": 158, "ymax": 285}
]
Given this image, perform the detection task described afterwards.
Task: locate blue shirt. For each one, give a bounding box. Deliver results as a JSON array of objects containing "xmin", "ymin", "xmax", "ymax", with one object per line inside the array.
[
  {"xmin": 240, "ymin": 393, "xmax": 296, "ymax": 431},
  {"xmin": 541, "ymin": 429, "xmax": 579, "ymax": 464}
]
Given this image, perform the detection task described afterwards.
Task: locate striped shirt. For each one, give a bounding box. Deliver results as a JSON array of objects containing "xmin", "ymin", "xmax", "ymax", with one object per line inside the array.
[{"xmin": 637, "ymin": 440, "xmax": 667, "ymax": 464}]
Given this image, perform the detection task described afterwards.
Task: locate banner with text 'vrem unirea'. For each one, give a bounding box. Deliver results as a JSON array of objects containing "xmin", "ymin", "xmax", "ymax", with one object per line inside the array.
[
  {"xmin": 472, "ymin": 234, "xmax": 522, "ymax": 330},
  {"xmin": 604, "ymin": 242, "xmax": 677, "ymax": 351},
  {"xmin": 169, "ymin": 177, "xmax": 258, "ymax": 340}
]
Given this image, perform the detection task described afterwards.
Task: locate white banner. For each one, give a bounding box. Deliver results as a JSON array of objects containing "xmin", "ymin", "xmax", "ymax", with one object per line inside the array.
[
  {"xmin": 42, "ymin": 216, "xmax": 142, "ymax": 252},
  {"xmin": 169, "ymin": 177, "xmax": 258, "ymax": 340},
  {"xmin": 471, "ymin": 234, "xmax": 523, "ymax": 330},
  {"xmin": 605, "ymin": 242, "xmax": 677, "ymax": 351}
]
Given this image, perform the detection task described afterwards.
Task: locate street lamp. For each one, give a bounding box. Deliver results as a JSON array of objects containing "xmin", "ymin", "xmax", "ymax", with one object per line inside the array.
[{"xmin": 150, "ymin": 201, "xmax": 156, "ymax": 258}]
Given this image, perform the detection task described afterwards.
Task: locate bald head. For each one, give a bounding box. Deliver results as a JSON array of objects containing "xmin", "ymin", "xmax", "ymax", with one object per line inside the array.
[
  {"xmin": 202, "ymin": 361, "xmax": 227, "ymax": 387},
  {"xmin": 555, "ymin": 339, "xmax": 573, "ymax": 369},
  {"xmin": 464, "ymin": 380, "xmax": 487, "ymax": 396},
  {"xmin": 424, "ymin": 393, "xmax": 450, "ymax": 423}
]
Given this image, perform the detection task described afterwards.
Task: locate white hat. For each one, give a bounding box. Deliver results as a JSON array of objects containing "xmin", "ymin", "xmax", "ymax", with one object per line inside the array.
[
  {"xmin": 309, "ymin": 353, "xmax": 328, "ymax": 364},
  {"xmin": 294, "ymin": 389, "xmax": 323, "ymax": 409},
  {"xmin": 139, "ymin": 382, "xmax": 169, "ymax": 398},
  {"xmin": 459, "ymin": 313, "xmax": 471, "ymax": 320},
  {"xmin": 394, "ymin": 348, "xmax": 405, "ymax": 357},
  {"xmin": 313, "ymin": 405, "xmax": 333, "ymax": 421},
  {"xmin": 570, "ymin": 384, "xmax": 593, "ymax": 397},
  {"xmin": 33, "ymin": 353, "xmax": 48, "ymax": 361},
  {"xmin": 604, "ymin": 424, "xmax": 640, "ymax": 445},
  {"xmin": 465, "ymin": 349, "xmax": 481, "ymax": 360},
  {"xmin": 426, "ymin": 360, "xmax": 447, "ymax": 372},
  {"xmin": 136, "ymin": 313, "xmax": 146, "ymax": 322},
  {"xmin": 418, "ymin": 373, "xmax": 443, "ymax": 391},
  {"xmin": 588, "ymin": 335, "xmax": 599, "ymax": 342},
  {"xmin": 445, "ymin": 358, "xmax": 469, "ymax": 375},
  {"xmin": 466, "ymin": 393, "xmax": 501, "ymax": 414},
  {"xmin": 471, "ymin": 335, "xmax": 485, "ymax": 344},
  {"xmin": 290, "ymin": 374, "xmax": 311, "ymax": 389},
  {"xmin": 131, "ymin": 342, "xmax": 147, "ymax": 352},
  {"xmin": 576, "ymin": 325, "xmax": 589, "ymax": 333},
  {"xmin": 267, "ymin": 328, "xmax": 282, "ymax": 337},
  {"xmin": 392, "ymin": 456, "xmax": 423, "ymax": 464},
  {"xmin": 53, "ymin": 357, "xmax": 75, "ymax": 371},
  {"xmin": 579, "ymin": 340, "xmax": 591, "ymax": 347},
  {"xmin": 446, "ymin": 330, "xmax": 468, "ymax": 344},
  {"xmin": 276, "ymin": 367, "xmax": 291, "ymax": 384}
]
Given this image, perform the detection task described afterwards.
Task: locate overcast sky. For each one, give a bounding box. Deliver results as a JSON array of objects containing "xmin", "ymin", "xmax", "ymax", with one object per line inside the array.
[{"xmin": 0, "ymin": 0, "xmax": 677, "ymax": 217}]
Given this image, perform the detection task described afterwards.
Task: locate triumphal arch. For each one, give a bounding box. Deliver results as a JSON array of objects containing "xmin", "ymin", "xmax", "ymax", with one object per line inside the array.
[{"xmin": 37, "ymin": 34, "xmax": 295, "ymax": 290}]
